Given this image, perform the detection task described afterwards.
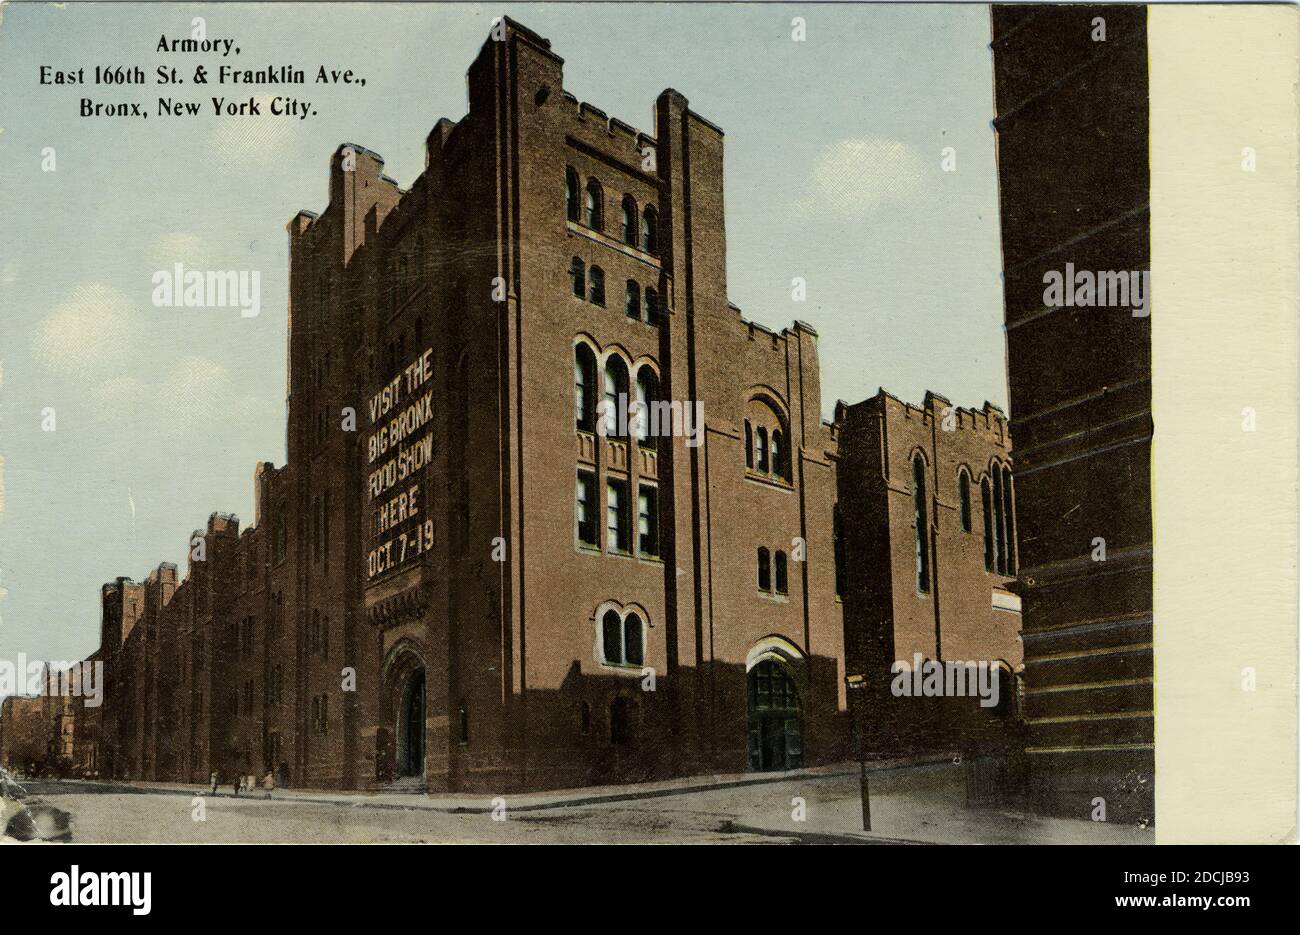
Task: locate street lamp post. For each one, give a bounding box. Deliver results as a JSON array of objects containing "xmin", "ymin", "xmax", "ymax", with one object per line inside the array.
[{"xmin": 846, "ymin": 672, "xmax": 870, "ymax": 832}]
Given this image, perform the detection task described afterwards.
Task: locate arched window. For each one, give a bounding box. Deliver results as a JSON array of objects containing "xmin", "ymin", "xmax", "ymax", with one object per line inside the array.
[
  {"xmin": 624, "ymin": 280, "xmax": 641, "ymax": 320},
  {"xmin": 574, "ymin": 343, "xmax": 596, "ymax": 433},
  {"xmin": 958, "ymin": 470, "xmax": 972, "ymax": 533},
  {"xmin": 775, "ymin": 551, "xmax": 789, "ymax": 595},
  {"xmin": 993, "ymin": 662, "xmax": 1014, "ymax": 718},
  {"xmin": 1001, "ymin": 465, "xmax": 1016, "ymax": 575},
  {"xmin": 912, "ymin": 453, "xmax": 930, "ymax": 593},
  {"xmin": 599, "ymin": 608, "xmax": 646, "ymax": 667},
  {"xmin": 756, "ymin": 427, "xmax": 770, "ymax": 473},
  {"xmin": 603, "ymin": 356, "xmax": 628, "ymax": 439},
  {"xmin": 569, "ymin": 257, "xmax": 585, "ymax": 298},
  {"xmin": 833, "ymin": 505, "xmax": 846, "ymax": 597},
  {"xmin": 771, "ymin": 429, "xmax": 784, "ymax": 480},
  {"xmin": 992, "ymin": 464, "xmax": 1006, "ymax": 575},
  {"xmin": 745, "ymin": 420, "xmax": 754, "ymax": 469},
  {"xmin": 565, "ymin": 167, "xmax": 579, "ymax": 222},
  {"xmin": 981, "ymin": 476, "xmax": 994, "ymax": 572},
  {"xmin": 588, "ymin": 265, "xmax": 605, "ymax": 306},
  {"xmin": 620, "ymin": 195, "xmax": 637, "ymax": 245},
  {"xmin": 623, "ymin": 613, "xmax": 644, "ymax": 667},
  {"xmin": 641, "ymin": 205, "xmax": 658, "ymax": 254},
  {"xmin": 635, "ymin": 366, "xmax": 658, "ymax": 447},
  {"xmin": 584, "ymin": 177, "xmax": 603, "ymax": 230},
  {"xmin": 757, "ymin": 547, "xmax": 771, "ymax": 592},
  {"xmin": 644, "ymin": 287, "xmax": 659, "ymax": 325},
  {"xmin": 601, "ymin": 609, "xmax": 622, "ymax": 665}
]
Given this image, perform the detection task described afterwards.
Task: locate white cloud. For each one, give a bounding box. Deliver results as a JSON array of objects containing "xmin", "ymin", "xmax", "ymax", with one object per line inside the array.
[
  {"xmin": 89, "ymin": 357, "xmax": 264, "ymax": 437},
  {"xmin": 795, "ymin": 138, "xmax": 925, "ymax": 218},
  {"xmin": 147, "ymin": 232, "xmax": 212, "ymax": 269},
  {"xmin": 33, "ymin": 283, "xmax": 135, "ymax": 375}
]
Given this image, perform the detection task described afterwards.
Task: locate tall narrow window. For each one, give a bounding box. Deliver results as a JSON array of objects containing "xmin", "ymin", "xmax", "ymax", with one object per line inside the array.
[
  {"xmin": 757, "ymin": 547, "xmax": 771, "ymax": 593},
  {"xmin": 635, "ymin": 367, "xmax": 658, "ymax": 447},
  {"xmin": 644, "ymin": 287, "xmax": 659, "ymax": 325},
  {"xmin": 756, "ymin": 427, "xmax": 770, "ymax": 473},
  {"xmin": 620, "ymin": 195, "xmax": 637, "ymax": 245},
  {"xmin": 458, "ymin": 703, "xmax": 469, "ymax": 744},
  {"xmin": 588, "ymin": 265, "xmax": 605, "ymax": 306},
  {"xmin": 992, "ymin": 465, "xmax": 1006, "ymax": 575},
  {"xmin": 584, "ymin": 177, "xmax": 603, "ymax": 230},
  {"xmin": 570, "ymin": 257, "xmax": 585, "ymax": 298},
  {"xmin": 576, "ymin": 471, "xmax": 598, "ymax": 547},
  {"xmin": 833, "ymin": 505, "xmax": 846, "ymax": 597},
  {"xmin": 641, "ymin": 205, "xmax": 658, "ymax": 254},
  {"xmin": 771, "ymin": 429, "xmax": 784, "ymax": 480},
  {"xmin": 1001, "ymin": 465, "xmax": 1016, "ymax": 575},
  {"xmin": 603, "ymin": 356, "xmax": 628, "ymax": 440},
  {"xmin": 623, "ymin": 613, "xmax": 644, "ymax": 667},
  {"xmin": 638, "ymin": 485, "xmax": 659, "ymax": 557},
  {"xmin": 959, "ymin": 471, "xmax": 972, "ymax": 533},
  {"xmin": 607, "ymin": 479, "xmax": 630, "ymax": 553},
  {"xmin": 912, "ymin": 453, "xmax": 931, "ymax": 593},
  {"xmin": 574, "ymin": 343, "xmax": 596, "ymax": 433},
  {"xmin": 775, "ymin": 551, "xmax": 789, "ymax": 595},
  {"xmin": 745, "ymin": 421, "xmax": 754, "ymax": 469},
  {"xmin": 602, "ymin": 609, "xmax": 623, "ymax": 664},
  {"xmin": 981, "ymin": 477, "xmax": 994, "ymax": 572},
  {"xmin": 565, "ymin": 167, "xmax": 579, "ymax": 222},
  {"xmin": 624, "ymin": 280, "xmax": 641, "ymax": 320}
]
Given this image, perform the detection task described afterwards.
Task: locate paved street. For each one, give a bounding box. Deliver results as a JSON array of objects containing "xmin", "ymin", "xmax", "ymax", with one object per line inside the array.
[{"xmin": 10, "ymin": 762, "xmax": 1153, "ymax": 844}]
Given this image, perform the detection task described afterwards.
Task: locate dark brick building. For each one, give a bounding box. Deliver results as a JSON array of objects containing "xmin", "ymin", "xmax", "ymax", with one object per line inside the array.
[
  {"xmin": 836, "ymin": 390, "xmax": 1023, "ymax": 757},
  {"xmin": 9, "ymin": 19, "xmax": 1022, "ymax": 795},
  {"xmin": 990, "ymin": 5, "xmax": 1154, "ymax": 822}
]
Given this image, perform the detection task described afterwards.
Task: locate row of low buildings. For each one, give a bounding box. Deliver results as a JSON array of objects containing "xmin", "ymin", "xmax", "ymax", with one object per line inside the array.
[
  {"xmin": 2, "ymin": 19, "xmax": 1026, "ymax": 795},
  {"xmin": 15, "ymin": 8, "xmax": 1160, "ymax": 823}
]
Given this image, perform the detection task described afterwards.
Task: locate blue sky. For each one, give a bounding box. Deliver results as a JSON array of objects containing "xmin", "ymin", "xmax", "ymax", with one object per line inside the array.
[{"xmin": 0, "ymin": 2, "xmax": 1007, "ymax": 683}]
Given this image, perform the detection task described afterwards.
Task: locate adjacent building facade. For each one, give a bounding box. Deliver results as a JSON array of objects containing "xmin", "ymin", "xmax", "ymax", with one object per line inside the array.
[
  {"xmin": 990, "ymin": 4, "xmax": 1154, "ymax": 822},
  {"xmin": 836, "ymin": 390, "xmax": 1024, "ymax": 757},
  {"xmin": 3, "ymin": 19, "xmax": 1023, "ymax": 795}
]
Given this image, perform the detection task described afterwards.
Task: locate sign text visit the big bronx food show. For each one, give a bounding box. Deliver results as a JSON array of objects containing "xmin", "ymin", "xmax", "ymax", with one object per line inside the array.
[{"xmin": 365, "ymin": 347, "xmax": 436, "ymax": 581}]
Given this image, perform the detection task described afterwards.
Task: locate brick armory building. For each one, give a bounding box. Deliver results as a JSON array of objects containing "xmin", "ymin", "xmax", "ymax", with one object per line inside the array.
[{"xmin": 10, "ymin": 20, "xmax": 1022, "ymax": 793}]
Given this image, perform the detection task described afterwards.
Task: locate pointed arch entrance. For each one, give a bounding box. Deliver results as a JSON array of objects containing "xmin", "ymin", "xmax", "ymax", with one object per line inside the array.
[
  {"xmin": 746, "ymin": 637, "xmax": 806, "ymax": 771},
  {"xmin": 399, "ymin": 669, "xmax": 426, "ymax": 777},
  {"xmin": 381, "ymin": 640, "xmax": 427, "ymax": 783}
]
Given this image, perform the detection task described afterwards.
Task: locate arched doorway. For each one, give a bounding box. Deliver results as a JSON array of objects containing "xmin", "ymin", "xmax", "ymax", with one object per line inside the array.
[
  {"xmin": 747, "ymin": 659, "xmax": 803, "ymax": 771},
  {"xmin": 398, "ymin": 669, "xmax": 425, "ymax": 778}
]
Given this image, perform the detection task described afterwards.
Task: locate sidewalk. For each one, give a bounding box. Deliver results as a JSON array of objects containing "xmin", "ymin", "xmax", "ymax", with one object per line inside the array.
[
  {"xmin": 32, "ymin": 761, "xmax": 869, "ymax": 814},
  {"xmin": 728, "ymin": 762, "xmax": 1154, "ymax": 845}
]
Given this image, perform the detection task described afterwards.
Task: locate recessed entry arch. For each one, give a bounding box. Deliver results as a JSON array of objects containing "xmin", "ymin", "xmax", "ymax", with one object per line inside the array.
[{"xmin": 745, "ymin": 636, "xmax": 806, "ymax": 772}]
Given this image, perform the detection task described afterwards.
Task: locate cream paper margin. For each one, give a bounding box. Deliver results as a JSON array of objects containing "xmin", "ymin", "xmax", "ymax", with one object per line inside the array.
[{"xmin": 1150, "ymin": 4, "xmax": 1299, "ymax": 843}]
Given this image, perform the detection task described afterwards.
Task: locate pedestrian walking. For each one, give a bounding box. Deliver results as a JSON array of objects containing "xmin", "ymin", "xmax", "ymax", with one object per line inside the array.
[{"xmin": 209, "ymin": 771, "xmax": 218, "ymax": 796}]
